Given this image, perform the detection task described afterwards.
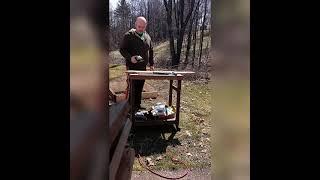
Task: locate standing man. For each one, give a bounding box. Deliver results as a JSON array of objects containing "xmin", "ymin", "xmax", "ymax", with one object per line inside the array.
[{"xmin": 120, "ymin": 16, "xmax": 154, "ymax": 112}]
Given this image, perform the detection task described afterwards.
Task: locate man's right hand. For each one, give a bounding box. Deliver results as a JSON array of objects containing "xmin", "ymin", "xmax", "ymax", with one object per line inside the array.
[{"xmin": 131, "ymin": 56, "xmax": 137, "ymax": 63}]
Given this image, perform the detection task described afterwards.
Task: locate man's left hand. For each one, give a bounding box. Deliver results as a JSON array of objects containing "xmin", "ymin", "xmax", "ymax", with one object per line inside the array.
[{"xmin": 149, "ymin": 66, "xmax": 154, "ymax": 71}]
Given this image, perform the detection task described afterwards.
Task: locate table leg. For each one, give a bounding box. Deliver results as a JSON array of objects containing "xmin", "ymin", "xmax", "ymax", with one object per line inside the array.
[
  {"xmin": 176, "ymin": 80, "xmax": 181, "ymax": 131},
  {"xmin": 130, "ymin": 78, "xmax": 134, "ymax": 128},
  {"xmin": 169, "ymin": 80, "xmax": 173, "ymax": 106}
]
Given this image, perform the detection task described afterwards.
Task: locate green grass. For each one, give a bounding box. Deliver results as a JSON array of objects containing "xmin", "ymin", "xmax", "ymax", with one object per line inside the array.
[{"xmin": 109, "ymin": 64, "xmax": 126, "ymax": 80}]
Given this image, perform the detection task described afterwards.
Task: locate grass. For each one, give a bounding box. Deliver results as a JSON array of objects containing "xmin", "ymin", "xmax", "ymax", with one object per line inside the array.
[{"xmin": 109, "ymin": 64, "xmax": 126, "ymax": 80}]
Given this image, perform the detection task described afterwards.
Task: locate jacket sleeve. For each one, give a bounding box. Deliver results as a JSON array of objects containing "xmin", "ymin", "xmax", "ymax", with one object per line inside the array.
[
  {"xmin": 149, "ymin": 41, "xmax": 154, "ymax": 66},
  {"xmin": 119, "ymin": 33, "xmax": 132, "ymax": 64}
]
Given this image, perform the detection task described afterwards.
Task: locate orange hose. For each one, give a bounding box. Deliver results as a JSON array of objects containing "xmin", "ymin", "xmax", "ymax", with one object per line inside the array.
[{"xmin": 136, "ymin": 150, "xmax": 189, "ymax": 179}]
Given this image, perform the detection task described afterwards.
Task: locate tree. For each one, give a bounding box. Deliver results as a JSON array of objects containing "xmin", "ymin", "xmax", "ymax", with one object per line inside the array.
[
  {"xmin": 185, "ymin": 0, "xmax": 201, "ymax": 66},
  {"xmin": 198, "ymin": 0, "xmax": 208, "ymax": 68},
  {"xmin": 114, "ymin": 0, "xmax": 131, "ymax": 47},
  {"xmin": 163, "ymin": 0, "xmax": 196, "ymax": 67},
  {"xmin": 192, "ymin": 0, "xmax": 201, "ymax": 67}
]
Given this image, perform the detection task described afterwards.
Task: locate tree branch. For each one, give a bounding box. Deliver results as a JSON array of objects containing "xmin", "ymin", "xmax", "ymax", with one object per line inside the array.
[{"xmin": 182, "ymin": 0, "xmax": 196, "ymax": 27}]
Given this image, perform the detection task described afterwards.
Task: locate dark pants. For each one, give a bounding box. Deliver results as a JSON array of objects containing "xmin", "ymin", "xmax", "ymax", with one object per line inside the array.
[
  {"xmin": 129, "ymin": 79, "xmax": 145, "ymax": 108},
  {"xmin": 127, "ymin": 66, "xmax": 146, "ymax": 110}
]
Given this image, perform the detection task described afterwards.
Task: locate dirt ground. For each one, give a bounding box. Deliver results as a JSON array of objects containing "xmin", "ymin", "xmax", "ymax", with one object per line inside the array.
[{"xmin": 131, "ymin": 168, "xmax": 211, "ymax": 180}]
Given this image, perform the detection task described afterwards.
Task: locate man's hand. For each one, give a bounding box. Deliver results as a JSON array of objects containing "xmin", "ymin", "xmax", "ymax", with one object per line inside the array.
[
  {"xmin": 150, "ymin": 66, "xmax": 154, "ymax": 71},
  {"xmin": 131, "ymin": 56, "xmax": 137, "ymax": 63}
]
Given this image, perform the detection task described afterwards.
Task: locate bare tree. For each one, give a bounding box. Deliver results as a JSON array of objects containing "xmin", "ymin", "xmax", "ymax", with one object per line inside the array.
[
  {"xmin": 185, "ymin": 0, "xmax": 201, "ymax": 66},
  {"xmin": 191, "ymin": 0, "xmax": 200, "ymax": 67},
  {"xmin": 198, "ymin": 0, "xmax": 208, "ymax": 68},
  {"xmin": 163, "ymin": 0, "xmax": 196, "ymax": 67}
]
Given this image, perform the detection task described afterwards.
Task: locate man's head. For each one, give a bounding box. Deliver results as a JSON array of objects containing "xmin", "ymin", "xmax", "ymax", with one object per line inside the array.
[{"xmin": 135, "ymin": 16, "xmax": 147, "ymax": 33}]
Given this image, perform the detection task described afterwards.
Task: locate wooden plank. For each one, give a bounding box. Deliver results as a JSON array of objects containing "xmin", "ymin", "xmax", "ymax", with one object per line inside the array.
[
  {"xmin": 114, "ymin": 91, "xmax": 158, "ymax": 102},
  {"xmin": 109, "ymin": 119, "xmax": 132, "ymax": 180},
  {"xmin": 135, "ymin": 118, "xmax": 176, "ymax": 126},
  {"xmin": 141, "ymin": 91, "xmax": 158, "ymax": 99},
  {"xmin": 129, "ymin": 74, "xmax": 183, "ymax": 80},
  {"xmin": 115, "ymin": 147, "xmax": 135, "ymax": 180},
  {"xmin": 109, "ymin": 88, "xmax": 117, "ymax": 102},
  {"xmin": 125, "ymin": 70, "xmax": 195, "ymax": 74},
  {"xmin": 109, "ymin": 101, "xmax": 130, "ymax": 144},
  {"xmin": 169, "ymin": 80, "xmax": 173, "ymax": 106},
  {"xmin": 176, "ymin": 80, "xmax": 182, "ymax": 130}
]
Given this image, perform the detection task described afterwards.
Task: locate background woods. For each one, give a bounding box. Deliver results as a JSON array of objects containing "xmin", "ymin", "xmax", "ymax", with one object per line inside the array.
[{"xmin": 110, "ymin": 0, "xmax": 211, "ymax": 70}]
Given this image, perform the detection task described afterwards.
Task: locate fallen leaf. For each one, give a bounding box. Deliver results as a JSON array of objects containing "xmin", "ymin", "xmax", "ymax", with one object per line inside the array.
[
  {"xmin": 202, "ymin": 129, "xmax": 208, "ymax": 135},
  {"xmin": 185, "ymin": 131, "xmax": 192, "ymax": 137},
  {"xmin": 171, "ymin": 157, "xmax": 179, "ymax": 163},
  {"xmin": 146, "ymin": 157, "xmax": 155, "ymax": 166},
  {"xmin": 156, "ymin": 156, "xmax": 163, "ymax": 161}
]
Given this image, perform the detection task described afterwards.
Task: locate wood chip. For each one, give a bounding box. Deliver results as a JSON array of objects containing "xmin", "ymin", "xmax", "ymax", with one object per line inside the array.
[
  {"xmin": 156, "ymin": 156, "xmax": 163, "ymax": 161},
  {"xmin": 171, "ymin": 157, "xmax": 179, "ymax": 163},
  {"xmin": 146, "ymin": 157, "xmax": 155, "ymax": 166},
  {"xmin": 185, "ymin": 130, "xmax": 192, "ymax": 137},
  {"xmin": 201, "ymin": 149, "xmax": 207, "ymax": 153}
]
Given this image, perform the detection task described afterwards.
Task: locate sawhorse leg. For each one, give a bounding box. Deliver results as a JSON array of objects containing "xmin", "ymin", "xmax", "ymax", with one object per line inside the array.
[
  {"xmin": 175, "ymin": 80, "xmax": 181, "ymax": 131},
  {"xmin": 130, "ymin": 77, "xmax": 135, "ymax": 130}
]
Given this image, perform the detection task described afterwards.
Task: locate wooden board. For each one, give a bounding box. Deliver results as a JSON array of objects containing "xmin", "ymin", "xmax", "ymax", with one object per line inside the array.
[
  {"xmin": 109, "ymin": 119, "xmax": 132, "ymax": 180},
  {"xmin": 129, "ymin": 73, "xmax": 184, "ymax": 80},
  {"xmin": 110, "ymin": 81, "xmax": 157, "ymax": 93},
  {"xmin": 109, "ymin": 101, "xmax": 130, "ymax": 144},
  {"xmin": 115, "ymin": 91, "xmax": 158, "ymax": 102},
  {"xmin": 115, "ymin": 147, "xmax": 135, "ymax": 180},
  {"xmin": 125, "ymin": 70, "xmax": 195, "ymax": 74},
  {"xmin": 134, "ymin": 118, "xmax": 176, "ymax": 126}
]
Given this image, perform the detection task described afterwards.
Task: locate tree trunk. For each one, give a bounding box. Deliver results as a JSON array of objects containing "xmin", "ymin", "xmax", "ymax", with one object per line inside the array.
[
  {"xmin": 165, "ymin": 0, "xmax": 195, "ymax": 67},
  {"xmin": 192, "ymin": 1, "xmax": 200, "ymax": 67},
  {"xmin": 185, "ymin": 0, "xmax": 200, "ymax": 65},
  {"xmin": 185, "ymin": 19, "xmax": 193, "ymax": 65},
  {"xmin": 164, "ymin": 0, "xmax": 176, "ymax": 67},
  {"xmin": 199, "ymin": 0, "xmax": 208, "ymax": 68}
]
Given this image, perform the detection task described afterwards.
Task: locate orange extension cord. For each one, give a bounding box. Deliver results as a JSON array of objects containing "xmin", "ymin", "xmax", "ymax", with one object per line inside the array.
[{"xmin": 136, "ymin": 149, "xmax": 190, "ymax": 179}]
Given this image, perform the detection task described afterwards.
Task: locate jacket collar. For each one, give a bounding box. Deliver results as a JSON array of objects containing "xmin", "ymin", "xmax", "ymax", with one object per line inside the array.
[{"xmin": 129, "ymin": 28, "xmax": 146, "ymax": 42}]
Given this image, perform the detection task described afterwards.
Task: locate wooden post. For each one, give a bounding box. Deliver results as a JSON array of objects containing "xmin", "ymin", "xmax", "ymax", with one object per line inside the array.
[
  {"xmin": 130, "ymin": 77, "xmax": 134, "ymax": 128},
  {"xmin": 176, "ymin": 80, "xmax": 182, "ymax": 131},
  {"xmin": 169, "ymin": 80, "xmax": 173, "ymax": 106}
]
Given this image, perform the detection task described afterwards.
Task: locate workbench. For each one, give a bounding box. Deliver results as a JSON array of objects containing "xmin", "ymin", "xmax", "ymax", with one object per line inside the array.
[{"xmin": 126, "ymin": 71, "xmax": 194, "ymax": 132}]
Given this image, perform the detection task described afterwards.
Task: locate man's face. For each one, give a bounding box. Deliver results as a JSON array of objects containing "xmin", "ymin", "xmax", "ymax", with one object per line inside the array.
[{"xmin": 135, "ymin": 20, "xmax": 146, "ymax": 33}]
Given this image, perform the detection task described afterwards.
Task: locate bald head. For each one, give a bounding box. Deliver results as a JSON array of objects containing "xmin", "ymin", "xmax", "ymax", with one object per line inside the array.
[
  {"xmin": 135, "ymin": 16, "xmax": 147, "ymax": 33},
  {"xmin": 136, "ymin": 16, "xmax": 147, "ymax": 24}
]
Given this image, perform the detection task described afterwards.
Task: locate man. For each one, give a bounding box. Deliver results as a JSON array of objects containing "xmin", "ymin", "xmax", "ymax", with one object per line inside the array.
[{"xmin": 120, "ymin": 16, "xmax": 154, "ymax": 112}]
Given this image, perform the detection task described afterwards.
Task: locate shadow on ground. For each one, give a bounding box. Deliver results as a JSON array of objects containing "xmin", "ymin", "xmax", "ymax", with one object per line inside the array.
[{"xmin": 128, "ymin": 125, "xmax": 181, "ymax": 157}]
